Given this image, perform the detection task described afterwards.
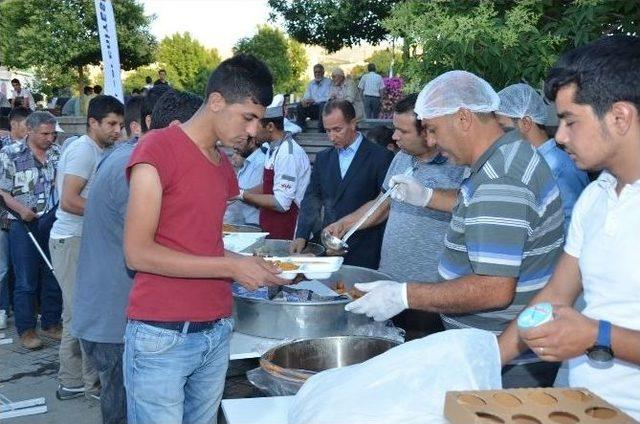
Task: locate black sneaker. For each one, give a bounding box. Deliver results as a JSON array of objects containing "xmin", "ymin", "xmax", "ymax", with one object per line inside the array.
[{"xmin": 56, "ymin": 384, "xmax": 85, "ymax": 400}]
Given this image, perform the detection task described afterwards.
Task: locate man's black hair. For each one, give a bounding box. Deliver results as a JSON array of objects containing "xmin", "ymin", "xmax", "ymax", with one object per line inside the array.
[
  {"xmin": 322, "ymin": 99, "xmax": 356, "ymax": 122},
  {"xmin": 151, "ymin": 90, "xmax": 203, "ymax": 130},
  {"xmin": 544, "ymin": 35, "xmax": 640, "ymax": 118},
  {"xmin": 260, "ymin": 116, "xmax": 284, "ymax": 131},
  {"xmin": 366, "ymin": 125, "xmax": 395, "ymax": 149},
  {"xmin": 10, "ymin": 78, "xmax": 19, "ymax": 85},
  {"xmin": 145, "ymin": 76, "xmax": 152, "ymax": 84},
  {"xmin": 124, "ymin": 96, "xmax": 144, "ymax": 137},
  {"xmin": 141, "ymin": 85, "xmax": 172, "ymax": 132},
  {"xmin": 158, "ymin": 69, "xmax": 166, "ymax": 74},
  {"xmin": 83, "ymin": 86, "xmax": 93, "ymax": 95},
  {"xmin": 94, "ymin": 85, "xmax": 102, "ymax": 94},
  {"xmin": 205, "ymin": 54, "xmax": 273, "ymax": 107},
  {"xmin": 367, "ymin": 63, "xmax": 376, "ymax": 72},
  {"xmin": 394, "ymin": 93, "xmax": 421, "ymax": 133},
  {"xmin": 87, "ymin": 95, "xmax": 124, "ymax": 126},
  {"xmin": 132, "ymin": 88, "xmax": 141, "ymax": 95},
  {"xmin": 8, "ymin": 107, "xmax": 31, "ymax": 122}
]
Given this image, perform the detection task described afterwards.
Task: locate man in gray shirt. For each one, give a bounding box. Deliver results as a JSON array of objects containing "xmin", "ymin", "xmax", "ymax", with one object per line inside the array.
[
  {"xmin": 72, "ymin": 89, "xmax": 202, "ymax": 424},
  {"xmin": 50, "ymin": 95, "xmax": 124, "ymax": 400},
  {"xmin": 324, "ymin": 94, "xmax": 465, "ymax": 337}
]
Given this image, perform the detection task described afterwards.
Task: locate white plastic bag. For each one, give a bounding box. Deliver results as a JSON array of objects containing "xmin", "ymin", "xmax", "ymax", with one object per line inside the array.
[{"xmin": 288, "ymin": 329, "xmax": 502, "ymax": 424}]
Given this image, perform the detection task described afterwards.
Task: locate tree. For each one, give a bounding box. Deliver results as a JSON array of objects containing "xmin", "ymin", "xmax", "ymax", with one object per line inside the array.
[
  {"xmin": 0, "ymin": 0, "xmax": 156, "ymax": 94},
  {"xmin": 234, "ymin": 26, "xmax": 308, "ymax": 95},
  {"xmin": 156, "ymin": 32, "xmax": 221, "ymax": 94},
  {"xmin": 122, "ymin": 63, "xmax": 181, "ymax": 94},
  {"xmin": 268, "ymin": 0, "xmax": 401, "ymax": 53},
  {"xmin": 383, "ymin": 0, "xmax": 639, "ymax": 93}
]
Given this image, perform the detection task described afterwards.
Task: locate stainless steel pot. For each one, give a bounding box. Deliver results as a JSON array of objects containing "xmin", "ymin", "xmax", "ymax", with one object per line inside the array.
[
  {"xmin": 233, "ymin": 265, "xmax": 391, "ymax": 339},
  {"xmin": 253, "ymin": 336, "xmax": 400, "ymax": 395},
  {"xmin": 246, "ymin": 239, "xmax": 325, "ymax": 256}
]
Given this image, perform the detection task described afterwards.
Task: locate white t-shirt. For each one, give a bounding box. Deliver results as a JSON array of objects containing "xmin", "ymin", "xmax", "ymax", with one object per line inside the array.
[
  {"xmin": 50, "ymin": 135, "xmax": 104, "ymax": 238},
  {"xmin": 565, "ymin": 171, "xmax": 640, "ymax": 420},
  {"xmin": 11, "ymin": 87, "xmax": 35, "ymax": 110},
  {"xmin": 264, "ymin": 133, "xmax": 310, "ymax": 211},
  {"xmin": 358, "ymin": 72, "xmax": 384, "ymax": 97}
]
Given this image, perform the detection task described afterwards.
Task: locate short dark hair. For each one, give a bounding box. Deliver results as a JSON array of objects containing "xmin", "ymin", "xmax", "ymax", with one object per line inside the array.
[
  {"xmin": 260, "ymin": 116, "xmax": 284, "ymax": 131},
  {"xmin": 367, "ymin": 63, "xmax": 376, "ymax": 72},
  {"xmin": 93, "ymin": 85, "xmax": 102, "ymax": 94},
  {"xmin": 132, "ymin": 88, "xmax": 141, "ymax": 95},
  {"xmin": 141, "ymin": 85, "xmax": 172, "ymax": 132},
  {"xmin": 145, "ymin": 76, "xmax": 152, "ymax": 84},
  {"xmin": 87, "ymin": 95, "xmax": 124, "ymax": 125},
  {"xmin": 366, "ymin": 125, "xmax": 394, "ymax": 149},
  {"xmin": 124, "ymin": 96, "xmax": 144, "ymax": 137},
  {"xmin": 151, "ymin": 90, "xmax": 203, "ymax": 130},
  {"xmin": 83, "ymin": 86, "xmax": 93, "ymax": 95},
  {"xmin": 10, "ymin": 78, "xmax": 19, "ymax": 85},
  {"xmin": 323, "ymin": 99, "xmax": 356, "ymax": 122},
  {"xmin": 544, "ymin": 35, "xmax": 640, "ymax": 118},
  {"xmin": 394, "ymin": 93, "xmax": 421, "ymax": 133},
  {"xmin": 313, "ymin": 64, "xmax": 324, "ymax": 72},
  {"xmin": 206, "ymin": 54, "xmax": 273, "ymax": 107},
  {"xmin": 158, "ymin": 69, "xmax": 166, "ymax": 74},
  {"xmin": 8, "ymin": 107, "xmax": 31, "ymax": 122}
]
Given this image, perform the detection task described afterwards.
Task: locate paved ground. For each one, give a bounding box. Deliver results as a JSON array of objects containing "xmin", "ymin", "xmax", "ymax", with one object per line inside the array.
[{"xmin": 0, "ymin": 314, "xmax": 262, "ymax": 424}]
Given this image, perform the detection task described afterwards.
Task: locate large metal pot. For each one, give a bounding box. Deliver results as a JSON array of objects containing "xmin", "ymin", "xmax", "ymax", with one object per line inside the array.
[
  {"xmin": 246, "ymin": 239, "xmax": 325, "ymax": 256},
  {"xmin": 233, "ymin": 266, "xmax": 391, "ymax": 339},
  {"xmin": 255, "ymin": 336, "xmax": 400, "ymax": 395}
]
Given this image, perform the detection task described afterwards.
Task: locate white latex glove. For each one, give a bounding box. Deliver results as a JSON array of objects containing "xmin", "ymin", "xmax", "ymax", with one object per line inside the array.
[
  {"xmin": 344, "ymin": 280, "xmax": 408, "ymax": 322},
  {"xmin": 388, "ymin": 174, "xmax": 433, "ymax": 207}
]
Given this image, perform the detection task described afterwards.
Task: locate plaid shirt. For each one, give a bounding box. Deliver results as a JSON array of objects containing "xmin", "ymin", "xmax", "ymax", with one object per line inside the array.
[
  {"xmin": 0, "ymin": 140, "xmax": 60, "ymax": 217},
  {"xmin": 0, "ymin": 134, "xmax": 17, "ymax": 149}
]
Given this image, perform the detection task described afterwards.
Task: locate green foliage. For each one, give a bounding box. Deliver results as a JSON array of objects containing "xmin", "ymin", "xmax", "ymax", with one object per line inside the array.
[
  {"xmin": 0, "ymin": 0, "xmax": 156, "ymax": 93},
  {"xmin": 156, "ymin": 32, "xmax": 221, "ymax": 94},
  {"xmin": 234, "ymin": 25, "xmax": 308, "ymax": 95},
  {"xmin": 122, "ymin": 63, "xmax": 181, "ymax": 94},
  {"xmin": 384, "ymin": 0, "xmax": 639, "ymax": 93},
  {"xmin": 268, "ymin": 0, "xmax": 401, "ymax": 53},
  {"xmin": 352, "ymin": 49, "xmax": 402, "ymax": 78}
]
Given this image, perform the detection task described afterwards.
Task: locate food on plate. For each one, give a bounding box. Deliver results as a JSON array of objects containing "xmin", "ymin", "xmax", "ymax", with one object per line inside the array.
[
  {"xmin": 222, "ymin": 224, "xmax": 237, "ymax": 233},
  {"xmin": 270, "ymin": 260, "xmax": 300, "ymax": 271},
  {"xmin": 332, "ymin": 281, "xmax": 364, "ymax": 299},
  {"xmin": 348, "ymin": 287, "xmax": 365, "ymax": 299}
]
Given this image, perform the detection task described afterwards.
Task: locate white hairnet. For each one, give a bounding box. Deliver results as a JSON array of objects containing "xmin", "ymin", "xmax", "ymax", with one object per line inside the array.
[
  {"xmin": 414, "ymin": 70, "xmax": 500, "ymax": 120},
  {"xmin": 496, "ymin": 83, "xmax": 548, "ymax": 124}
]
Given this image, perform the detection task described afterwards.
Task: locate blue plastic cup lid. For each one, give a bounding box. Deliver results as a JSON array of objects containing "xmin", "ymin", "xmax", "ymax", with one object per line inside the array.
[{"xmin": 517, "ymin": 302, "xmax": 554, "ymax": 329}]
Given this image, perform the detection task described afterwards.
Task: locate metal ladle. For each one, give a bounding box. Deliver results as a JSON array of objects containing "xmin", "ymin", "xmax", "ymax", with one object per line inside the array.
[{"xmin": 321, "ymin": 167, "xmax": 415, "ymax": 252}]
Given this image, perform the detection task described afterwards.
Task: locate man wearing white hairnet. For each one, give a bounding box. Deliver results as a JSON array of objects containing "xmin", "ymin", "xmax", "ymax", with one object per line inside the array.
[
  {"xmin": 346, "ymin": 71, "xmax": 565, "ymax": 388},
  {"xmin": 496, "ymin": 83, "xmax": 588, "ymax": 231}
]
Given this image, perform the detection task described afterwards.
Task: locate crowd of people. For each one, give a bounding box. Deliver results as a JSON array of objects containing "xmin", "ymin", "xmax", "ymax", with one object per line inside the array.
[{"xmin": 0, "ymin": 33, "xmax": 637, "ymax": 424}]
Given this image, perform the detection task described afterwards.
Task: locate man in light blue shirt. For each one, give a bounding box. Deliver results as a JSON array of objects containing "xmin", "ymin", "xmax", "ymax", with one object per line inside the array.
[
  {"xmin": 224, "ymin": 137, "xmax": 266, "ymax": 225},
  {"xmin": 338, "ymin": 133, "xmax": 362, "ymax": 177},
  {"xmin": 295, "ymin": 64, "xmax": 331, "ymax": 132},
  {"xmin": 496, "ymin": 83, "xmax": 588, "ymax": 230}
]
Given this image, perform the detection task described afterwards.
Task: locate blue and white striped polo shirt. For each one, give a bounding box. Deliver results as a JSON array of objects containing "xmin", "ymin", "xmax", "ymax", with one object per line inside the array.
[{"xmin": 439, "ymin": 130, "xmax": 564, "ymax": 334}]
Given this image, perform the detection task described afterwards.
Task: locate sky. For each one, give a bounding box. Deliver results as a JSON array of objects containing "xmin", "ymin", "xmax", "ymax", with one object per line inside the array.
[{"xmin": 141, "ymin": 0, "xmax": 280, "ymax": 57}]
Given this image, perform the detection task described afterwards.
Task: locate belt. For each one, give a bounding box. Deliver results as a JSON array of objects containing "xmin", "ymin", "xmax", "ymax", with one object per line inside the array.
[{"xmin": 139, "ymin": 320, "xmax": 219, "ymax": 334}]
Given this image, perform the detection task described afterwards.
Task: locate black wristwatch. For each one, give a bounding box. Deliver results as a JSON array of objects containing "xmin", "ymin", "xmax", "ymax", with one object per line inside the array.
[{"xmin": 586, "ymin": 320, "xmax": 614, "ymax": 365}]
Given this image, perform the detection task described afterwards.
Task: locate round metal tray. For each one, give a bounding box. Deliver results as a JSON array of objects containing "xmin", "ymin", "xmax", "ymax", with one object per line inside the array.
[{"xmin": 233, "ymin": 265, "xmax": 391, "ymax": 339}]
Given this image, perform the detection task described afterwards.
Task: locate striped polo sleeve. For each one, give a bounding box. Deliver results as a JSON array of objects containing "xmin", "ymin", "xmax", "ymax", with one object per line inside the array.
[{"xmin": 464, "ymin": 177, "xmax": 534, "ymax": 277}]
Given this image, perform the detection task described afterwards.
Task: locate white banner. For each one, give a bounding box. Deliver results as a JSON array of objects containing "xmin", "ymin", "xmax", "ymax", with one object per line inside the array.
[{"xmin": 94, "ymin": 0, "xmax": 123, "ymax": 102}]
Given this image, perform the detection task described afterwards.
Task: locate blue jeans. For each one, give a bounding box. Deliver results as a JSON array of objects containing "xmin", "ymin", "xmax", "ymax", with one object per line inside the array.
[
  {"xmin": 81, "ymin": 340, "xmax": 127, "ymax": 424},
  {"xmin": 9, "ymin": 210, "xmax": 62, "ymax": 334},
  {"xmin": 123, "ymin": 318, "xmax": 232, "ymax": 424},
  {"xmin": 0, "ymin": 229, "xmax": 10, "ymax": 311}
]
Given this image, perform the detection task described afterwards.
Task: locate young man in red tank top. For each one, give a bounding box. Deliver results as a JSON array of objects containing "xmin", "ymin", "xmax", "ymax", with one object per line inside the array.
[{"xmin": 123, "ymin": 55, "xmax": 288, "ymax": 424}]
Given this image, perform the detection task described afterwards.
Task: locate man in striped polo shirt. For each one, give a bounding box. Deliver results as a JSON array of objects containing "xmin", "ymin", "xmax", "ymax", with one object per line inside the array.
[{"xmin": 346, "ymin": 70, "xmax": 564, "ymax": 388}]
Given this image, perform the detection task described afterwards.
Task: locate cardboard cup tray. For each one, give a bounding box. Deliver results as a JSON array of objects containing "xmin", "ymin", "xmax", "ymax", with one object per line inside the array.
[{"xmin": 444, "ymin": 387, "xmax": 636, "ymax": 424}]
